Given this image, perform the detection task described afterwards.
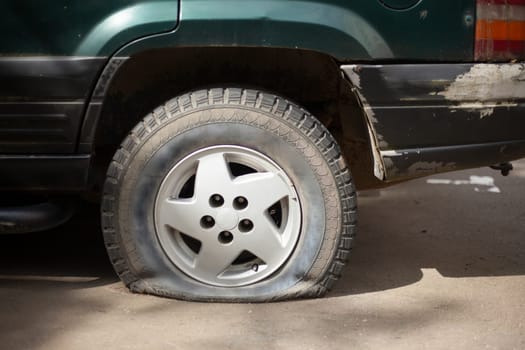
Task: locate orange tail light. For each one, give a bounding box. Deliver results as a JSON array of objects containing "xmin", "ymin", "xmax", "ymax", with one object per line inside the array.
[{"xmin": 475, "ymin": 0, "xmax": 525, "ymax": 61}]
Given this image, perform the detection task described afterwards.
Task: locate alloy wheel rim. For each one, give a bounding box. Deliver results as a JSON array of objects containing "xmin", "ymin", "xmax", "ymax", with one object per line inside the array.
[{"xmin": 154, "ymin": 145, "xmax": 302, "ymax": 287}]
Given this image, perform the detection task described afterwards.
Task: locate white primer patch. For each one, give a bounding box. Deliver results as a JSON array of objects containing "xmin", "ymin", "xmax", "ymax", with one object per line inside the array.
[
  {"xmin": 479, "ymin": 108, "xmax": 494, "ymax": 119},
  {"xmin": 435, "ymin": 64, "xmax": 524, "ymax": 119},
  {"xmin": 437, "ymin": 64, "xmax": 525, "ymax": 102},
  {"xmin": 426, "ymin": 175, "xmax": 500, "ymax": 193}
]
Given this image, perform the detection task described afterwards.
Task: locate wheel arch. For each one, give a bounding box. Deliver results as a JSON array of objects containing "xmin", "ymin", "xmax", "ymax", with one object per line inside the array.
[{"xmin": 82, "ymin": 47, "xmax": 382, "ymax": 190}]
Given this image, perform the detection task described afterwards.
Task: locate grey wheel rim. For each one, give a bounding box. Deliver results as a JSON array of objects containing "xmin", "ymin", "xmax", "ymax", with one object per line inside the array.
[{"xmin": 154, "ymin": 145, "xmax": 302, "ymax": 287}]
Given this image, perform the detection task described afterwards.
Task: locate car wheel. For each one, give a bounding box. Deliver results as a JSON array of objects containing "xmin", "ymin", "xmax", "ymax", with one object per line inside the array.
[{"xmin": 102, "ymin": 88, "xmax": 356, "ymax": 302}]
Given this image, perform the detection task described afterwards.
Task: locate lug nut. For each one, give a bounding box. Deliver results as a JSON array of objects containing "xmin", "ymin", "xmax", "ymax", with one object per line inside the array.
[
  {"xmin": 233, "ymin": 196, "xmax": 248, "ymax": 210},
  {"xmin": 200, "ymin": 215, "xmax": 215, "ymax": 229},
  {"xmin": 218, "ymin": 231, "xmax": 234, "ymax": 244},
  {"xmin": 239, "ymin": 219, "xmax": 254, "ymax": 232},
  {"xmin": 209, "ymin": 194, "xmax": 224, "ymax": 207}
]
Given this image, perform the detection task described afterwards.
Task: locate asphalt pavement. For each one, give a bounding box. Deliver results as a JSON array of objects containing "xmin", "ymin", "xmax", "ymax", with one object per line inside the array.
[{"xmin": 1, "ymin": 161, "xmax": 524, "ymax": 350}]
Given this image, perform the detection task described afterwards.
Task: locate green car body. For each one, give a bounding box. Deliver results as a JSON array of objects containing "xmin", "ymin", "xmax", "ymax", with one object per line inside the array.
[
  {"xmin": 0, "ymin": 0, "xmax": 523, "ymax": 186},
  {"xmin": 1, "ymin": 0, "xmax": 524, "ymax": 301},
  {"xmin": 1, "ymin": 0, "xmax": 474, "ymax": 59}
]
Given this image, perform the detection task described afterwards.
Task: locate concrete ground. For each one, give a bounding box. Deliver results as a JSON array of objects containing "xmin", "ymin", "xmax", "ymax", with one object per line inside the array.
[{"xmin": 1, "ymin": 161, "xmax": 524, "ymax": 350}]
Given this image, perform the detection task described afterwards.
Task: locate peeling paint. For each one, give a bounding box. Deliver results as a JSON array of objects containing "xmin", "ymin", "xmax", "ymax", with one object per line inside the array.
[
  {"xmin": 479, "ymin": 108, "xmax": 494, "ymax": 119},
  {"xmin": 345, "ymin": 68, "xmax": 361, "ymax": 89},
  {"xmin": 437, "ymin": 64, "xmax": 525, "ymax": 102},
  {"xmin": 342, "ymin": 65, "xmax": 387, "ymax": 180},
  {"xmin": 362, "ymin": 103, "xmax": 385, "ymax": 179},
  {"xmin": 433, "ymin": 64, "xmax": 524, "ymax": 119},
  {"xmin": 367, "ymin": 124, "xmax": 385, "ymax": 180},
  {"xmin": 363, "ymin": 106, "xmax": 379, "ymax": 124},
  {"xmin": 449, "ymin": 102, "xmax": 519, "ymax": 119},
  {"xmin": 408, "ymin": 161, "xmax": 456, "ymax": 175},
  {"xmin": 339, "ymin": 63, "xmax": 525, "ymax": 185},
  {"xmin": 382, "ymin": 157, "xmax": 399, "ymax": 178}
]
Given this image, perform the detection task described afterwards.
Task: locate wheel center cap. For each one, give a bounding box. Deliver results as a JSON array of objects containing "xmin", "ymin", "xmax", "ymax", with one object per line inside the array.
[{"xmin": 216, "ymin": 208, "xmax": 239, "ymax": 230}]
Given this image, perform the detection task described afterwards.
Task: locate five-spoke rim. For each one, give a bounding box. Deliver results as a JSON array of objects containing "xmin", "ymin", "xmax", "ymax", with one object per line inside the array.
[{"xmin": 154, "ymin": 145, "xmax": 302, "ymax": 287}]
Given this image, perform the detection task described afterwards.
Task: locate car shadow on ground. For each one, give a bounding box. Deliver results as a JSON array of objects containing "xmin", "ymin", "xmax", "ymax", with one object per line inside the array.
[
  {"xmin": 331, "ymin": 171, "xmax": 525, "ymax": 296},
  {"xmin": 0, "ymin": 169, "xmax": 524, "ymax": 299},
  {"xmin": 0, "ymin": 201, "xmax": 117, "ymax": 290},
  {"xmin": 1, "ymin": 167, "xmax": 524, "ymax": 350}
]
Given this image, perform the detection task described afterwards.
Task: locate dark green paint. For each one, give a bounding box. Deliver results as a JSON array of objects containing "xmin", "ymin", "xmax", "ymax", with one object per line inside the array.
[
  {"xmin": 118, "ymin": 0, "xmax": 476, "ymax": 61},
  {"xmin": 0, "ymin": 0, "xmax": 178, "ymax": 56},
  {"xmin": 0, "ymin": 0, "xmax": 475, "ymax": 61}
]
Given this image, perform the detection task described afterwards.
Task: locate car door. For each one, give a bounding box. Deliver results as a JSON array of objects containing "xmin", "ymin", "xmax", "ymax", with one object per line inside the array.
[{"xmin": 0, "ymin": 1, "xmax": 178, "ymax": 154}]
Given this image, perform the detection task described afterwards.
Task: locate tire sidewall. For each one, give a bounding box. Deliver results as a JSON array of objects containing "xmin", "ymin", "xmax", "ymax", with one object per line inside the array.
[{"xmin": 115, "ymin": 106, "xmax": 341, "ymax": 301}]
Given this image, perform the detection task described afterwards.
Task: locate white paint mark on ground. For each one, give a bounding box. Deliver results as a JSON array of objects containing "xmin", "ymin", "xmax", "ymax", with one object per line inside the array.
[{"xmin": 426, "ymin": 175, "xmax": 501, "ymax": 193}]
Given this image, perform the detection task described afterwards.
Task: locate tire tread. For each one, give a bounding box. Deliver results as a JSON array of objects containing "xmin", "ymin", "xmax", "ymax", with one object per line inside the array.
[{"xmin": 102, "ymin": 88, "xmax": 357, "ymax": 302}]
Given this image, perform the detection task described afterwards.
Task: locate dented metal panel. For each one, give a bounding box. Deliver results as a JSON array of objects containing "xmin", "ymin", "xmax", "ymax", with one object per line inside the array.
[{"xmin": 342, "ymin": 63, "xmax": 525, "ymax": 181}]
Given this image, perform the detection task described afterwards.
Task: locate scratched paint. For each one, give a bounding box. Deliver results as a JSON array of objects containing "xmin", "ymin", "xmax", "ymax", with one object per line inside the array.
[
  {"xmin": 408, "ymin": 161, "xmax": 456, "ymax": 175},
  {"xmin": 449, "ymin": 102, "xmax": 501, "ymax": 119},
  {"xmin": 344, "ymin": 65, "xmax": 387, "ymax": 180}
]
